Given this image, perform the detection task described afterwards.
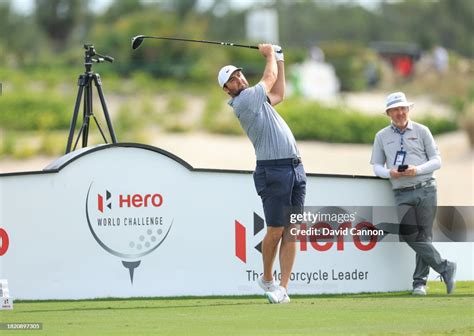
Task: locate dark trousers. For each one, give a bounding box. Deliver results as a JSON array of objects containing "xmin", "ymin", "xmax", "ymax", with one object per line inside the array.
[{"xmin": 394, "ymin": 184, "xmax": 448, "ymax": 287}]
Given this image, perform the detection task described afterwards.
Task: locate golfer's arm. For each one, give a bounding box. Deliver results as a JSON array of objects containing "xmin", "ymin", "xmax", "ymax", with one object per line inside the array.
[
  {"xmin": 268, "ymin": 61, "xmax": 285, "ymax": 106},
  {"xmin": 260, "ymin": 54, "xmax": 277, "ymax": 97}
]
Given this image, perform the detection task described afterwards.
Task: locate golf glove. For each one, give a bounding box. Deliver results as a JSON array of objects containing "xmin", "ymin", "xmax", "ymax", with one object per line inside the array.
[{"xmin": 272, "ymin": 45, "xmax": 284, "ymax": 62}]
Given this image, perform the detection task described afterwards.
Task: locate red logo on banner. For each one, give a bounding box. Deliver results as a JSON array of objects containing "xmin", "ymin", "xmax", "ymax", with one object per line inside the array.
[
  {"xmin": 235, "ymin": 213, "xmax": 265, "ymax": 264},
  {"xmin": 0, "ymin": 228, "xmax": 9, "ymax": 256},
  {"xmin": 235, "ymin": 221, "xmax": 246, "ymax": 263},
  {"xmin": 235, "ymin": 214, "xmax": 378, "ymax": 262},
  {"xmin": 98, "ymin": 190, "xmax": 112, "ymax": 213},
  {"xmin": 119, "ymin": 193, "xmax": 163, "ymax": 208},
  {"xmin": 296, "ymin": 222, "xmax": 377, "ymax": 252},
  {"xmin": 98, "ymin": 190, "xmax": 164, "ymax": 213}
]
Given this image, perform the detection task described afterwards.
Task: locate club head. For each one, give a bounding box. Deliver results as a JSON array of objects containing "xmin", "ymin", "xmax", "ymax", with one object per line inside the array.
[{"xmin": 131, "ymin": 35, "xmax": 145, "ymax": 50}]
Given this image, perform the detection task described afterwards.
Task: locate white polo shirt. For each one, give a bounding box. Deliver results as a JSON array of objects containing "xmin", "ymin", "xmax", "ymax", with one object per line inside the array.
[{"xmin": 371, "ymin": 120, "xmax": 440, "ymax": 189}]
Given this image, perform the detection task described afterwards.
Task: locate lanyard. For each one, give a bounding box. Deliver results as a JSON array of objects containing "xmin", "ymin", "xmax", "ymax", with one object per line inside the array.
[{"xmin": 391, "ymin": 125, "xmax": 406, "ymax": 151}]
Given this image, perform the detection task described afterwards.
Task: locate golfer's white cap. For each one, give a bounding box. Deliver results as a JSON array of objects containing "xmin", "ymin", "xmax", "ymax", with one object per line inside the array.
[
  {"xmin": 218, "ymin": 65, "xmax": 242, "ymax": 88},
  {"xmin": 385, "ymin": 92, "xmax": 414, "ymax": 112}
]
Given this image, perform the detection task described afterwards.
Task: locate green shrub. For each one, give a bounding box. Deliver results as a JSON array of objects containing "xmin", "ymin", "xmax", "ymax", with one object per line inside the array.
[
  {"xmin": 40, "ymin": 131, "xmax": 67, "ymax": 156},
  {"xmin": 200, "ymin": 95, "xmax": 457, "ymax": 143},
  {"xmin": 166, "ymin": 93, "xmax": 186, "ymax": 115},
  {"xmin": 278, "ymin": 98, "xmax": 457, "ymax": 144},
  {"xmin": 113, "ymin": 103, "xmax": 146, "ymax": 134},
  {"xmin": 12, "ymin": 142, "xmax": 37, "ymax": 159},
  {"xmin": 201, "ymin": 90, "xmax": 243, "ymax": 135},
  {"xmin": 162, "ymin": 119, "xmax": 191, "ymax": 133},
  {"xmin": 0, "ymin": 93, "xmax": 71, "ymax": 131},
  {"xmin": 0, "ymin": 132, "xmax": 16, "ymax": 156},
  {"xmin": 417, "ymin": 116, "xmax": 458, "ymax": 135}
]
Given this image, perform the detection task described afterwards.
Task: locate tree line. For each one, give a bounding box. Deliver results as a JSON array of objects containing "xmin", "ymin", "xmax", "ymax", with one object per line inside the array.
[{"xmin": 0, "ymin": 0, "xmax": 472, "ymax": 73}]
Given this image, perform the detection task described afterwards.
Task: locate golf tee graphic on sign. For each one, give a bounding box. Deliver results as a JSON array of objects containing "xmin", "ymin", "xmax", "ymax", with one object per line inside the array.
[{"xmin": 85, "ymin": 182, "xmax": 173, "ymax": 284}]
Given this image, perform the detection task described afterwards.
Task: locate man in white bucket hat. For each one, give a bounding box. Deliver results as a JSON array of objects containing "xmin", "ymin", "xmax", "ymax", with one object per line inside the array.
[
  {"xmin": 384, "ymin": 91, "xmax": 414, "ymax": 112},
  {"xmin": 371, "ymin": 92, "xmax": 457, "ymax": 295},
  {"xmin": 218, "ymin": 44, "xmax": 306, "ymax": 304}
]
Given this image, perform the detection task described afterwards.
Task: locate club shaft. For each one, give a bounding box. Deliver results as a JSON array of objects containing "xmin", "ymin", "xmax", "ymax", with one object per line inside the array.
[{"xmin": 139, "ymin": 35, "xmax": 258, "ymax": 50}]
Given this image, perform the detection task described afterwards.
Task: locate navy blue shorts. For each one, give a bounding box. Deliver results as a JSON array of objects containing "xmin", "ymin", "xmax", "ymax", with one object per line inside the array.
[{"xmin": 253, "ymin": 158, "xmax": 307, "ymax": 227}]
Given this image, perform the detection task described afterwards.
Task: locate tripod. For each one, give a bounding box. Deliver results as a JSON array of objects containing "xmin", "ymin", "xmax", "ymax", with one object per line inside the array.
[{"xmin": 65, "ymin": 44, "xmax": 118, "ymax": 154}]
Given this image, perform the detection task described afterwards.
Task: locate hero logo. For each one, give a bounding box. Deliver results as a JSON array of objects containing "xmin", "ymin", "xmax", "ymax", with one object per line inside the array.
[
  {"xmin": 235, "ymin": 213, "xmax": 265, "ymax": 263},
  {"xmin": 235, "ymin": 212, "xmax": 378, "ymax": 263},
  {"xmin": 86, "ymin": 183, "xmax": 173, "ymax": 284},
  {"xmin": 97, "ymin": 190, "xmax": 163, "ymax": 213},
  {"xmin": 98, "ymin": 190, "xmax": 112, "ymax": 212},
  {"xmin": 0, "ymin": 228, "xmax": 9, "ymax": 256}
]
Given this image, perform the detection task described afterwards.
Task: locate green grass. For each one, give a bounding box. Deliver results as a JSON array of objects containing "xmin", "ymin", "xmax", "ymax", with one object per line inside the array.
[{"xmin": 1, "ymin": 281, "xmax": 473, "ymax": 335}]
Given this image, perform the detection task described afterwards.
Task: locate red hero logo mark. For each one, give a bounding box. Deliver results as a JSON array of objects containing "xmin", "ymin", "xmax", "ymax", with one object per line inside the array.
[
  {"xmin": 0, "ymin": 228, "xmax": 9, "ymax": 256},
  {"xmin": 119, "ymin": 193, "xmax": 163, "ymax": 208},
  {"xmin": 297, "ymin": 222, "xmax": 378, "ymax": 252}
]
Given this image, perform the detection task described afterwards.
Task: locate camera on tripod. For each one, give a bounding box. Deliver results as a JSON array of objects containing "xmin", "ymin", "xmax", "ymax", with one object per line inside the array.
[
  {"xmin": 65, "ymin": 44, "xmax": 117, "ymax": 154},
  {"xmin": 83, "ymin": 44, "xmax": 114, "ymax": 65}
]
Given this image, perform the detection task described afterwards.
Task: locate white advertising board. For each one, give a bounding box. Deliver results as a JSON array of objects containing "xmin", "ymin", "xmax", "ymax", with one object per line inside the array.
[{"xmin": 0, "ymin": 144, "xmax": 470, "ymax": 300}]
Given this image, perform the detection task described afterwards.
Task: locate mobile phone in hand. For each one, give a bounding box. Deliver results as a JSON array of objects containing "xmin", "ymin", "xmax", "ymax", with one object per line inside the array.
[{"xmin": 398, "ymin": 165, "xmax": 408, "ymax": 172}]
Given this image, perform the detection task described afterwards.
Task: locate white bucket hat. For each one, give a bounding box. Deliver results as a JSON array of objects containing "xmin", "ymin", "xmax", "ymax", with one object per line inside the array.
[
  {"xmin": 385, "ymin": 92, "xmax": 414, "ymax": 112},
  {"xmin": 217, "ymin": 65, "xmax": 242, "ymax": 88}
]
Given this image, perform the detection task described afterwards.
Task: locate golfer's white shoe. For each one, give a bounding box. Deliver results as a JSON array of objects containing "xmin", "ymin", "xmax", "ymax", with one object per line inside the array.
[
  {"xmin": 257, "ymin": 275, "xmax": 278, "ymax": 292},
  {"xmin": 412, "ymin": 285, "xmax": 427, "ymax": 296},
  {"xmin": 265, "ymin": 286, "xmax": 290, "ymax": 304}
]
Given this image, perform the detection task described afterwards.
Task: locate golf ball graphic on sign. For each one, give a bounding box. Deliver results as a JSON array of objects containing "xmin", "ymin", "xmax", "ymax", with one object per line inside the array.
[{"xmin": 85, "ymin": 182, "xmax": 173, "ymax": 283}]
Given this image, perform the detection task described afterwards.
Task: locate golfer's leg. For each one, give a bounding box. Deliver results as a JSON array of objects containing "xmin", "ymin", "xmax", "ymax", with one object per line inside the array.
[
  {"xmin": 279, "ymin": 163, "xmax": 305, "ymax": 289},
  {"xmin": 279, "ymin": 226, "xmax": 296, "ymax": 289},
  {"xmin": 262, "ymin": 226, "xmax": 284, "ymax": 281}
]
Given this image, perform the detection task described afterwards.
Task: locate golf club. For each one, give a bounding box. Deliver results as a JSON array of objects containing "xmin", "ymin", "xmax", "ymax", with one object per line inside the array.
[{"xmin": 131, "ymin": 35, "xmax": 279, "ymax": 51}]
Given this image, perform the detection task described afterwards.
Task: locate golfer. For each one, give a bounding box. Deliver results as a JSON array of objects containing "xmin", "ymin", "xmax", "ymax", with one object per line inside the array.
[
  {"xmin": 370, "ymin": 91, "xmax": 456, "ymax": 295},
  {"xmin": 218, "ymin": 44, "xmax": 306, "ymax": 303}
]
